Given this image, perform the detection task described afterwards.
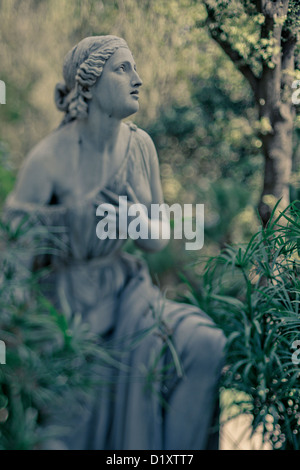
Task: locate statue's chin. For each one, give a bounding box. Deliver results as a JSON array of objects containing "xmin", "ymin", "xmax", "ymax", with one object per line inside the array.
[{"xmin": 120, "ymin": 103, "xmax": 139, "ymax": 120}]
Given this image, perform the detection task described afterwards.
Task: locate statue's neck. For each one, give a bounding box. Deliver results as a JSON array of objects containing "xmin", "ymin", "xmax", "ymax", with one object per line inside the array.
[{"xmin": 76, "ymin": 106, "xmax": 122, "ymax": 153}]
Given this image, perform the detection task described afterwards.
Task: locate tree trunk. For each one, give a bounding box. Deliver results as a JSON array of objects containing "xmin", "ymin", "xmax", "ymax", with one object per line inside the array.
[
  {"xmin": 258, "ymin": 102, "xmax": 295, "ymax": 226},
  {"xmin": 203, "ymin": 0, "xmax": 298, "ymax": 227}
]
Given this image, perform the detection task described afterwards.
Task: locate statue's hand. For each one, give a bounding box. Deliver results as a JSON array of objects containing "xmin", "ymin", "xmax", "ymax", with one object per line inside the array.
[
  {"xmin": 96, "ymin": 186, "xmax": 149, "ymax": 239},
  {"xmin": 95, "ymin": 186, "xmax": 169, "ymax": 246}
]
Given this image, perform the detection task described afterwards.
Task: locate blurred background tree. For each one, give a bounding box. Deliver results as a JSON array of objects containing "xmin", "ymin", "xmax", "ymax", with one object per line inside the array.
[{"xmin": 203, "ymin": 0, "xmax": 300, "ymax": 226}]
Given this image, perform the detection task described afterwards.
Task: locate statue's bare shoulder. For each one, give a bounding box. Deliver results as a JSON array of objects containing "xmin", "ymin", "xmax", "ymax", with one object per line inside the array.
[
  {"xmin": 25, "ymin": 122, "xmax": 77, "ymax": 173},
  {"xmin": 14, "ymin": 122, "xmax": 78, "ymax": 204}
]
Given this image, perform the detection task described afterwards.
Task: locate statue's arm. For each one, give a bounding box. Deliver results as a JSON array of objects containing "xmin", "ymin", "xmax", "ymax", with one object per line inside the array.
[
  {"xmin": 133, "ymin": 131, "xmax": 169, "ymax": 253},
  {"xmin": 23, "ymin": 158, "xmax": 52, "ymax": 205},
  {"xmin": 4, "ymin": 154, "xmax": 68, "ymax": 260},
  {"xmin": 7, "ymin": 143, "xmax": 55, "ymax": 205},
  {"xmin": 3, "ymin": 146, "xmax": 70, "ymax": 269},
  {"xmin": 4, "ymin": 143, "xmax": 67, "ymax": 221}
]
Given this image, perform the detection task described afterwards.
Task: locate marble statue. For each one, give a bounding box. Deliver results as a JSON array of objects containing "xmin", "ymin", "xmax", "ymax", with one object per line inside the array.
[{"xmin": 4, "ymin": 35, "xmax": 226, "ymax": 450}]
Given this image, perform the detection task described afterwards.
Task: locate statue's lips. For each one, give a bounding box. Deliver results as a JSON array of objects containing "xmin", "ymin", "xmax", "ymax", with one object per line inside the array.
[{"xmin": 130, "ymin": 90, "xmax": 139, "ymax": 99}]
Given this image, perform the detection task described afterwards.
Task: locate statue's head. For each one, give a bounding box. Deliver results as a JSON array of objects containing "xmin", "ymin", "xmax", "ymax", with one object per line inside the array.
[{"xmin": 55, "ymin": 35, "xmax": 141, "ymax": 125}]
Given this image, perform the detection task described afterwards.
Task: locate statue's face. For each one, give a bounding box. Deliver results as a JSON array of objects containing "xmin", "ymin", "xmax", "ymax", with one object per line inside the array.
[{"xmin": 92, "ymin": 47, "xmax": 142, "ymax": 120}]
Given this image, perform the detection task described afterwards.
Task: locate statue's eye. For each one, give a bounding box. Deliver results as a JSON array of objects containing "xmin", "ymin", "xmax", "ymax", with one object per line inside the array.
[{"xmin": 119, "ymin": 64, "xmax": 125, "ymax": 71}]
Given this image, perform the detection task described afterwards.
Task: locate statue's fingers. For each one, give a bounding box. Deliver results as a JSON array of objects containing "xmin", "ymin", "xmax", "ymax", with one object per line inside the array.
[{"xmin": 125, "ymin": 183, "xmax": 139, "ymax": 204}]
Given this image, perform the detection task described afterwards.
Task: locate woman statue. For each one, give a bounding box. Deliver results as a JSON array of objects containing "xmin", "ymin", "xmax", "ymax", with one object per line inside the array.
[{"xmin": 4, "ymin": 35, "xmax": 226, "ymax": 450}]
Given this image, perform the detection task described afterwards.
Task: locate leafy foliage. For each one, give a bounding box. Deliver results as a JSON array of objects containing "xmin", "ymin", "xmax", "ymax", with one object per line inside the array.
[
  {"xmin": 187, "ymin": 200, "xmax": 300, "ymax": 449},
  {"xmin": 0, "ymin": 218, "xmax": 122, "ymax": 450}
]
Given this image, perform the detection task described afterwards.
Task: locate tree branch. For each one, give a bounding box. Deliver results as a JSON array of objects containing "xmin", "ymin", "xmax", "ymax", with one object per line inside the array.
[{"xmin": 203, "ymin": 1, "xmax": 259, "ymax": 95}]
